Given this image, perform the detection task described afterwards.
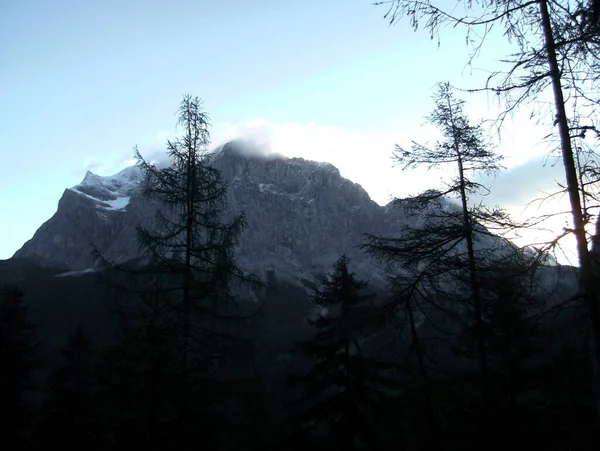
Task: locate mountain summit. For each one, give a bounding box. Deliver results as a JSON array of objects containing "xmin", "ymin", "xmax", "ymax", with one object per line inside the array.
[{"xmin": 14, "ymin": 142, "xmax": 408, "ymax": 285}]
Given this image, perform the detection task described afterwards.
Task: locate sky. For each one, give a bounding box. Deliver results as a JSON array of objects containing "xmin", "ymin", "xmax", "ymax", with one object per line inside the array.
[{"xmin": 0, "ymin": 0, "xmax": 581, "ymax": 264}]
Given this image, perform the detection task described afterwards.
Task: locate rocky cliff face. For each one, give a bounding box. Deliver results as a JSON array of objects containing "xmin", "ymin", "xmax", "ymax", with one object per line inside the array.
[
  {"xmin": 15, "ymin": 141, "xmax": 408, "ymax": 286},
  {"xmin": 15, "ymin": 166, "xmax": 146, "ymax": 271}
]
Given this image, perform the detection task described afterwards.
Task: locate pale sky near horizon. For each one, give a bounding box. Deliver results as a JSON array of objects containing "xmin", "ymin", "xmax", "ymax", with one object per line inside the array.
[{"xmin": 0, "ymin": 0, "xmax": 579, "ymax": 264}]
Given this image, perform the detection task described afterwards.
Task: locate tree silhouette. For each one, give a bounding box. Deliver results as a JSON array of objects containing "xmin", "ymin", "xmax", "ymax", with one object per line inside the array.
[
  {"xmin": 37, "ymin": 326, "xmax": 99, "ymax": 450},
  {"xmin": 290, "ymin": 255, "xmax": 398, "ymax": 451},
  {"xmin": 376, "ymin": 0, "xmax": 600, "ymax": 420},
  {"xmin": 95, "ymin": 95, "xmax": 262, "ymax": 450},
  {"xmin": 0, "ymin": 285, "xmax": 37, "ymax": 450}
]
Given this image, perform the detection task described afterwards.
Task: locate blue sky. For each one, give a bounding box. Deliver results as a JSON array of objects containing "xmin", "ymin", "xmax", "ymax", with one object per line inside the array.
[{"xmin": 0, "ymin": 0, "xmax": 575, "ymax": 262}]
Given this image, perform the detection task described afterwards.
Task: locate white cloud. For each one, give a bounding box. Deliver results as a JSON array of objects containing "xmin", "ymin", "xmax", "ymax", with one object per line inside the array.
[
  {"xmin": 83, "ymin": 156, "xmax": 118, "ymax": 176},
  {"xmin": 210, "ymin": 118, "xmax": 447, "ymax": 205}
]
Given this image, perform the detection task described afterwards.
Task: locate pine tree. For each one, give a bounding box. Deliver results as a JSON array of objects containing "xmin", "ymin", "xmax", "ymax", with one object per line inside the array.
[
  {"xmin": 37, "ymin": 326, "xmax": 99, "ymax": 450},
  {"xmin": 0, "ymin": 285, "xmax": 38, "ymax": 450},
  {"xmin": 290, "ymin": 255, "xmax": 399, "ymax": 451}
]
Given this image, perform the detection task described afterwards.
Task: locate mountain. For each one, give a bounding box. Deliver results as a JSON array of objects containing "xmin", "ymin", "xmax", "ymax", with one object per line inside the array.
[
  {"xmin": 3, "ymin": 140, "xmax": 580, "ymax": 397},
  {"xmin": 13, "ymin": 139, "xmax": 577, "ymax": 299},
  {"xmin": 14, "ymin": 141, "xmax": 412, "ymax": 286}
]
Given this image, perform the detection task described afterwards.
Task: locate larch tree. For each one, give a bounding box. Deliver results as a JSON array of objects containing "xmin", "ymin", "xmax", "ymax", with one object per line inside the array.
[
  {"xmin": 362, "ymin": 83, "xmax": 534, "ymax": 447},
  {"xmin": 134, "ymin": 95, "xmax": 261, "ymax": 445},
  {"xmin": 366, "ymin": 82, "xmax": 506, "ymax": 407},
  {"xmin": 375, "ymin": 0, "xmax": 600, "ymax": 419},
  {"xmin": 134, "ymin": 95, "xmax": 259, "ymax": 370},
  {"xmin": 97, "ymin": 95, "xmax": 262, "ymax": 450}
]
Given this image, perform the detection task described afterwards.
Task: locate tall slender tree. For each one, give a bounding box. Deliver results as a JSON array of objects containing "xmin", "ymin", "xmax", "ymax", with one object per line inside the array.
[
  {"xmin": 132, "ymin": 94, "xmax": 261, "ymax": 447},
  {"xmin": 362, "ymin": 84, "xmax": 538, "ymax": 449},
  {"xmin": 366, "ymin": 82, "xmax": 506, "ymax": 409},
  {"xmin": 134, "ymin": 95, "xmax": 258, "ymax": 368},
  {"xmin": 375, "ymin": 0, "xmax": 600, "ymax": 419},
  {"xmin": 95, "ymin": 95, "xmax": 262, "ymax": 450}
]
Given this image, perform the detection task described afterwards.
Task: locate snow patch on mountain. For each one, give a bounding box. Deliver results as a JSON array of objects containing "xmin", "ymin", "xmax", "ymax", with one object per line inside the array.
[
  {"xmin": 55, "ymin": 267, "xmax": 96, "ymax": 278},
  {"xmin": 68, "ymin": 166, "xmax": 140, "ymax": 213},
  {"xmin": 105, "ymin": 197, "xmax": 131, "ymax": 210}
]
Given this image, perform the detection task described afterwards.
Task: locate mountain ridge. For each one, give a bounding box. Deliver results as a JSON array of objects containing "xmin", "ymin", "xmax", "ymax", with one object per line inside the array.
[
  {"xmin": 12, "ymin": 140, "xmax": 563, "ymax": 292},
  {"xmin": 14, "ymin": 141, "xmax": 405, "ymax": 286}
]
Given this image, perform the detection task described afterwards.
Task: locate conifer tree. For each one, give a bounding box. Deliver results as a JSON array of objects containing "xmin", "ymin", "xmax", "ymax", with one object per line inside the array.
[
  {"xmin": 365, "ymin": 82, "xmax": 506, "ymax": 406},
  {"xmin": 376, "ymin": 0, "xmax": 600, "ymax": 420},
  {"xmin": 290, "ymin": 255, "xmax": 398, "ymax": 451},
  {"xmin": 134, "ymin": 95, "xmax": 257, "ymax": 365},
  {"xmin": 97, "ymin": 281, "xmax": 183, "ymax": 451},
  {"xmin": 96, "ymin": 94, "xmax": 261, "ymax": 449},
  {"xmin": 381, "ymin": 267, "xmax": 444, "ymax": 451},
  {"xmin": 0, "ymin": 285, "xmax": 37, "ymax": 450},
  {"xmin": 363, "ymin": 83, "xmax": 522, "ymax": 446},
  {"xmin": 443, "ymin": 250, "xmax": 545, "ymax": 449},
  {"xmin": 37, "ymin": 327, "xmax": 99, "ymax": 450}
]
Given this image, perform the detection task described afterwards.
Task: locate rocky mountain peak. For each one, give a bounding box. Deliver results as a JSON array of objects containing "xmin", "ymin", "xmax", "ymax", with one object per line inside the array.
[{"xmin": 15, "ymin": 142, "xmax": 405, "ymax": 285}]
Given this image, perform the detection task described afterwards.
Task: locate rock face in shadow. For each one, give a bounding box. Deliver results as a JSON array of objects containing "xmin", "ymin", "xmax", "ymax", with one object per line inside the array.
[{"xmin": 14, "ymin": 141, "xmax": 408, "ymax": 286}]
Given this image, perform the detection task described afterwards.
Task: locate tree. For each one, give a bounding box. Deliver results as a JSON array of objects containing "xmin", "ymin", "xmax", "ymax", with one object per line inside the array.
[
  {"xmin": 96, "ymin": 281, "xmax": 184, "ymax": 451},
  {"xmin": 376, "ymin": 0, "xmax": 600, "ymax": 419},
  {"xmin": 37, "ymin": 327, "xmax": 99, "ymax": 450},
  {"xmin": 363, "ymin": 84, "xmax": 531, "ymax": 447},
  {"xmin": 0, "ymin": 285, "xmax": 38, "ymax": 450},
  {"xmin": 289, "ymin": 255, "xmax": 398, "ymax": 451},
  {"xmin": 103, "ymin": 94, "xmax": 262, "ymax": 448},
  {"xmin": 134, "ymin": 94, "xmax": 258, "ymax": 369},
  {"xmin": 450, "ymin": 250, "xmax": 546, "ymax": 448},
  {"xmin": 374, "ymin": 265, "xmax": 444, "ymax": 451},
  {"xmin": 367, "ymin": 82, "xmax": 506, "ymax": 404}
]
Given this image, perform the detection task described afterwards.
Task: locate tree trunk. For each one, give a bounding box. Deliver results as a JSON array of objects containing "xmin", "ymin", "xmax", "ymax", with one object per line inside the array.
[
  {"xmin": 446, "ymin": 92, "xmax": 489, "ymax": 408},
  {"xmin": 539, "ymin": 0, "xmax": 600, "ymax": 421},
  {"xmin": 407, "ymin": 299, "xmax": 439, "ymax": 449},
  {"xmin": 180, "ymin": 112, "xmax": 196, "ymax": 428}
]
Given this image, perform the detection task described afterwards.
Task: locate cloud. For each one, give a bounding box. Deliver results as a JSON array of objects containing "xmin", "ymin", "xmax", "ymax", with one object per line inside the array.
[
  {"xmin": 210, "ymin": 118, "xmax": 445, "ymax": 205},
  {"xmin": 472, "ymin": 156, "xmax": 580, "ymax": 264},
  {"xmin": 477, "ymin": 155, "xmax": 566, "ymax": 208},
  {"xmin": 82, "ymin": 156, "xmax": 121, "ymax": 176}
]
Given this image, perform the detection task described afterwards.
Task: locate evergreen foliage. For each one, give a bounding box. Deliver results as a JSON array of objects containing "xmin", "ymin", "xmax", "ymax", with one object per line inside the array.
[
  {"xmin": 289, "ymin": 255, "xmax": 399, "ymax": 451},
  {"xmin": 37, "ymin": 326, "xmax": 99, "ymax": 450},
  {"xmin": 0, "ymin": 285, "xmax": 37, "ymax": 450},
  {"xmin": 362, "ymin": 85, "xmax": 551, "ymax": 448},
  {"xmin": 93, "ymin": 95, "xmax": 262, "ymax": 450}
]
